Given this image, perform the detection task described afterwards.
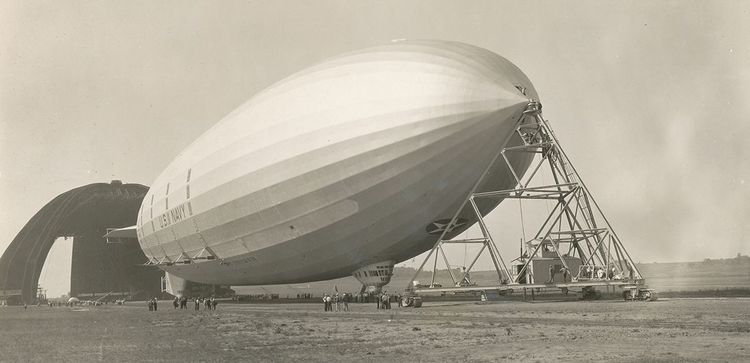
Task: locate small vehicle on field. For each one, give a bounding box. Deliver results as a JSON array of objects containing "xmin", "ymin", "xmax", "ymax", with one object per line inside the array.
[{"xmin": 623, "ymin": 286, "xmax": 658, "ymax": 301}]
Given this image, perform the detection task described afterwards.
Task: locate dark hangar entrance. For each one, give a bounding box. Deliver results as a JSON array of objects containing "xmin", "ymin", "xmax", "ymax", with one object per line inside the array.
[{"xmin": 0, "ymin": 181, "xmax": 162, "ymax": 305}]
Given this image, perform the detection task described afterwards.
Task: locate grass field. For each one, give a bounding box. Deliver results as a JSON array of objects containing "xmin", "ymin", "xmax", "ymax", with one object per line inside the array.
[{"xmin": 1, "ymin": 298, "xmax": 748, "ymax": 362}]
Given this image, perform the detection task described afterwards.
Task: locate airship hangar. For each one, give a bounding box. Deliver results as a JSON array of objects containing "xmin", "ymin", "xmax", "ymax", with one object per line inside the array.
[
  {"xmin": 0, "ymin": 181, "xmax": 160, "ymax": 305},
  {"xmin": 0, "ymin": 181, "xmax": 231, "ymax": 305}
]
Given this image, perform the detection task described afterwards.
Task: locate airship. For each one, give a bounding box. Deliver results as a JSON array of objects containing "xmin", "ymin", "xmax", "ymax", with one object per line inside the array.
[{"xmin": 134, "ymin": 40, "xmax": 538, "ymax": 293}]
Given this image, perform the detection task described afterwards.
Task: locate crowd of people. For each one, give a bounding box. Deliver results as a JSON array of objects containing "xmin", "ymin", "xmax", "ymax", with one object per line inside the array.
[
  {"xmin": 321, "ymin": 291, "xmax": 403, "ymax": 311},
  {"xmin": 147, "ymin": 297, "xmax": 158, "ymax": 311},
  {"xmin": 375, "ymin": 291, "xmax": 403, "ymax": 309},
  {"xmin": 322, "ymin": 292, "xmax": 350, "ymax": 311},
  {"xmin": 21, "ymin": 292, "xmax": 411, "ymax": 312},
  {"xmin": 148, "ymin": 296, "xmax": 218, "ymax": 311}
]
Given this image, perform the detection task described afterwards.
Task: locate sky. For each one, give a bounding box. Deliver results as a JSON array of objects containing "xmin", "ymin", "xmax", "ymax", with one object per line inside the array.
[{"xmin": 2, "ymin": 0, "xmax": 749, "ymax": 297}]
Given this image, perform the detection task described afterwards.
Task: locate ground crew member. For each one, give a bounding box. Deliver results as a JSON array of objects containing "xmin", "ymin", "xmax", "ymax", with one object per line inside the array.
[
  {"xmin": 628, "ymin": 264, "xmax": 635, "ymax": 281},
  {"xmin": 324, "ymin": 293, "xmax": 333, "ymax": 311},
  {"xmin": 548, "ymin": 264, "xmax": 556, "ymax": 283},
  {"xmin": 561, "ymin": 267, "xmax": 569, "ymax": 282}
]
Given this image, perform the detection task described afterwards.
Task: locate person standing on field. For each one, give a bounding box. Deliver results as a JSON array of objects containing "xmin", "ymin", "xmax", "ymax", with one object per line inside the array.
[
  {"xmin": 323, "ymin": 293, "xmax": 331, "ymax": 311},
  {"xmin": 548, "ymin": 264, "xmax": 556, "ymax": 283}
]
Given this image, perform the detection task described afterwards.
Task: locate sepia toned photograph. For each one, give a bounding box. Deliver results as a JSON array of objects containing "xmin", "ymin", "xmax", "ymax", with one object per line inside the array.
[{"xmin": 1, "ymin": 1, "xmax": 748, "ymax": 361}]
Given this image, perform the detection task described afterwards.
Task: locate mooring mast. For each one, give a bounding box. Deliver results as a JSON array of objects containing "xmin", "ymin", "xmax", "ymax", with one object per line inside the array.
[{"xmin": 406, "ymin": 101, "xmax": 647, "ymax": 298}]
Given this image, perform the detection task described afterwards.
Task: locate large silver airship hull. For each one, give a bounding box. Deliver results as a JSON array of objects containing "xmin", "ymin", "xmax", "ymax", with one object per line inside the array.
[{"xmin": 136, "ymin": 40, "xmax": 538, "ymax": 285}]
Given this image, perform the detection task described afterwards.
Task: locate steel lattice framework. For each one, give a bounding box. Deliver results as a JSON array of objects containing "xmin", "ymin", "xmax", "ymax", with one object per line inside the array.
[{"xmin": 407, "ymin": 101, "xmax": 645, "ymax": 295}]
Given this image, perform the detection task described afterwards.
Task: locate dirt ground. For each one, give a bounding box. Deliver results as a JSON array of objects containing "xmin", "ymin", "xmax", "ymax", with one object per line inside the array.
[{"xmin": 1, "ymin": 298, "xmax": 748, "ymax": 362}]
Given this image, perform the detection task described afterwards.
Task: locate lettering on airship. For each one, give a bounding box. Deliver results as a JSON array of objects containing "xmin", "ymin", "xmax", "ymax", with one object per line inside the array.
[
  {"xmin": 426, "ymin": 218, "xmax": 468, "ymax": 235},
  {"xmin": 157, "ymin": 203, "xmax": 189, "ymax": 229}
]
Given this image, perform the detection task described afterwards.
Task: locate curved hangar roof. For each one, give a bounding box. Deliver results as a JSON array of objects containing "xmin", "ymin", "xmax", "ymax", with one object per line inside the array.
[
  {"xmin": 0, "ymin": 182, "xmax": 156, "ymax": 304},
  {"xmin": 137, "ymin": 40, "xmax": 538, "ymax": 285}
]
